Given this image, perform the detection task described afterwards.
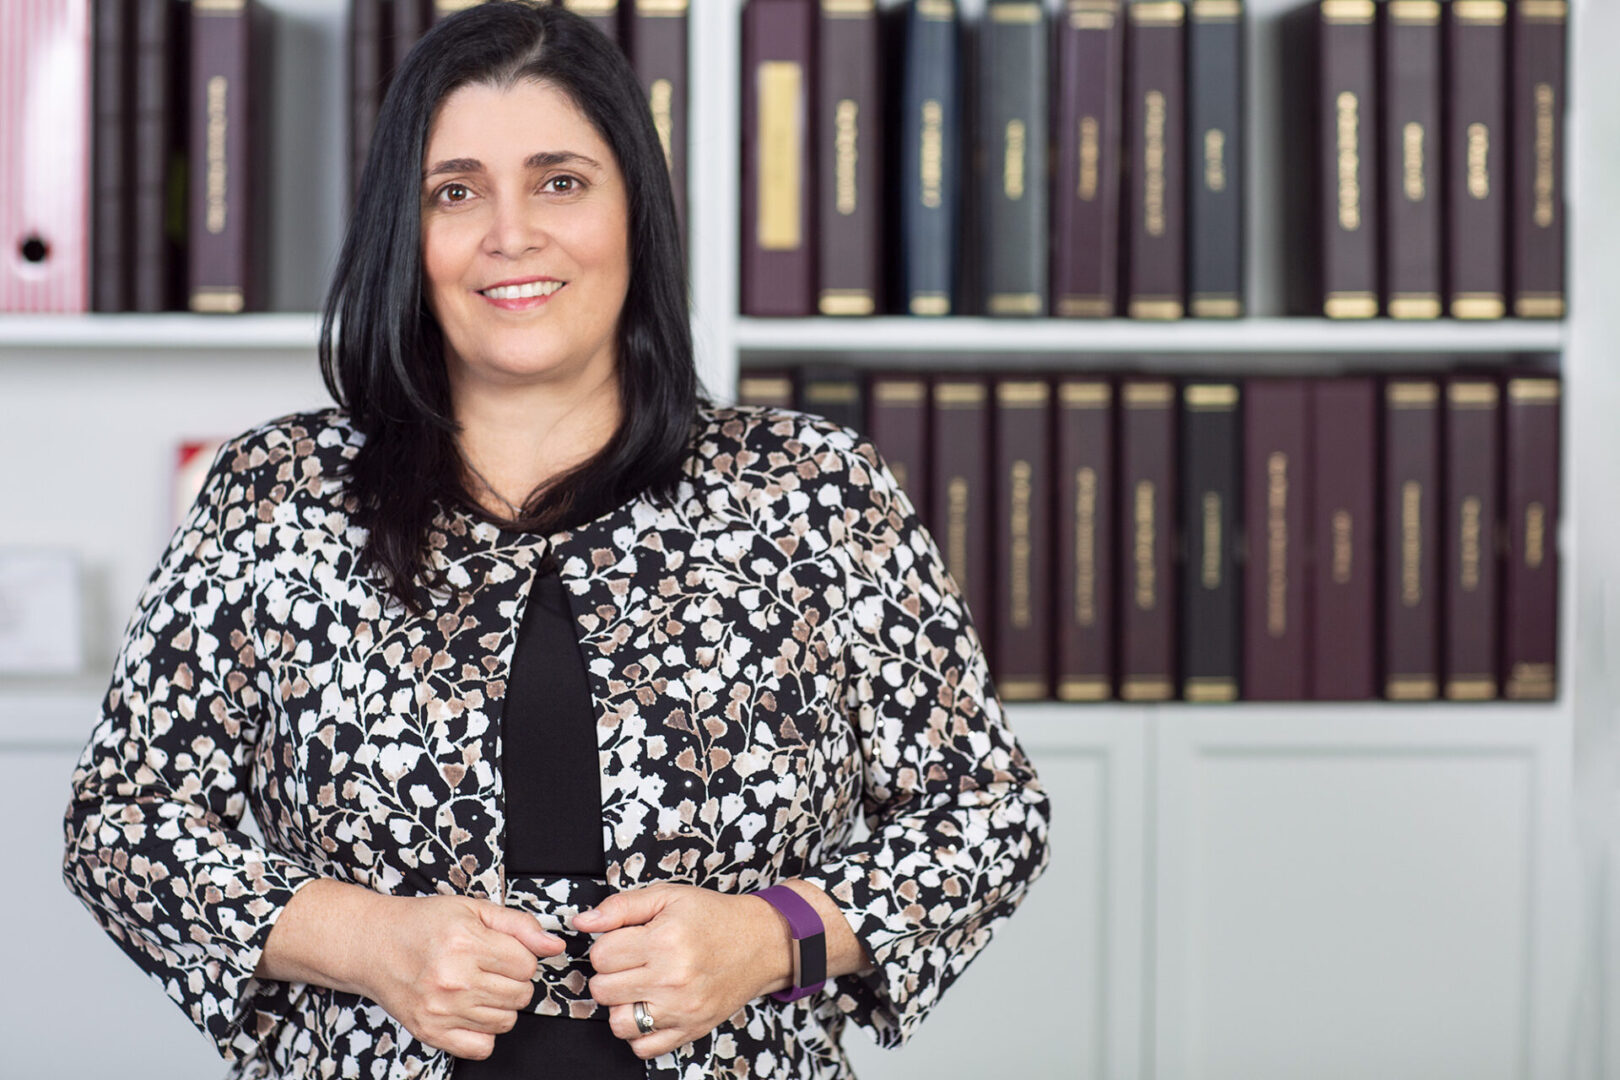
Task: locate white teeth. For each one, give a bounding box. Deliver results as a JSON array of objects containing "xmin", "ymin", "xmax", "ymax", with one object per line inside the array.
[{"xmin": 483, "ymin": 280, "xmax": 564, "ymax": 300}]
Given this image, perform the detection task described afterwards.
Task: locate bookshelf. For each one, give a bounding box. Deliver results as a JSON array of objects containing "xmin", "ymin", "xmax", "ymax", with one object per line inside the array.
[{"xmin": 0, "ymin": 0, "xmax": 1612, "ymax": 1077}]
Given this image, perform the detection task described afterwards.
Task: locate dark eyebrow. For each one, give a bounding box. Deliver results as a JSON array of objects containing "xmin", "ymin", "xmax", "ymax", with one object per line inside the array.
[{"xmin": 422, "ymin": 151, "xmax": 604, "ymax": 182}]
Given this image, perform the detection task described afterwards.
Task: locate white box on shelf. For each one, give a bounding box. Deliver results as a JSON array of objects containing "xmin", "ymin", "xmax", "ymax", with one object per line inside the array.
[{"xmin": 0, "ymin": 549, "xmax": 84, "ymax": 676}]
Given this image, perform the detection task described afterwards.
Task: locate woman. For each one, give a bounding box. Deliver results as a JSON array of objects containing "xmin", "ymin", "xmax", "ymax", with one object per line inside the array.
[{"xmin": 60, "ymin": 5, "xmax": 1050, "ymax": 1078}]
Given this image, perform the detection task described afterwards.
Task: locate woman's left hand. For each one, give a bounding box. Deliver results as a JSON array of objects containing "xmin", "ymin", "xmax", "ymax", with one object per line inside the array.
[{"xmin": 573, "ymin": 883, "xmax": 793, "ymax": 1060}]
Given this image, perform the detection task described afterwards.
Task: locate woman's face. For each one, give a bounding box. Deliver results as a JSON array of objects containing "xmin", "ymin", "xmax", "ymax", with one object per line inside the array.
[{"xmin": 420, "ymin": 78, "xmax": 631, "ymax": 394}]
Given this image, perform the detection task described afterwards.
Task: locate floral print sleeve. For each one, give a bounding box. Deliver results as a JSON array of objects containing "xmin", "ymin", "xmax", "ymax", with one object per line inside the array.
[
  {"xmin": 61, "ymin": 437, "xmax": 320, "ymax": 1063},
  {"xmin": 799, "ymin": 435, "xmax": 1053, "ymax": 1047}
]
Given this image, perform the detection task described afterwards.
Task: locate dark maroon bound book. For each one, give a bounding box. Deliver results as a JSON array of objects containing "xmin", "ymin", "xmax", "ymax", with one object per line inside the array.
[
  {"xmin": 1380, "ymin": 0, "xmax": 1442, "ymax": 319},
  {"xmin": 1055, "ymin": 378, "xmax": 1115, "ymax": 701},
  {"xmin": 93, "ymin": 0, "xmax": 134, "ymax": 312},
  {"xmin": 562, "ymin": 0, "xmax": 620, "ymax": 43},
  {"xmin": 1052, "ymin": 1, "xmax": 1124, "ymax": 317},
  {"xmin": 741, "ymin": 0, "xmax": 815, "ymax": 316},
  {"xmin": 736, "ymin": 369, "xmax": 797, "ymax": 409},
  {"xmin": 993, "ymin": 379, "xmax": 1052, "ymax": 701},
  {"xmin": 1118, "ymin": 379, "xmax": 1177, "ymax": 700},
  {"xmin": 1445, "ymin": 0, "xmax": 1507, "ymax": 319},
  {"xmin": 867, "ymin": 375, "xmax": 929, "ymax": 516},
  {"xmin": 1443, "ymin": 377, "xmax": 1501, "ymax": 700},
  {"xmin": 1122, "ymin": 1, "xmax": 1185, "ymax": 320},
  {"xmin": 1309, "ymin": 378, "xmax": 1377, "ymax": 700},
  {"xmin": 188, "ymin": 0, "xmax": 271, "ymax": 313},
  {"xmin": 629, "ymin": 0, "xmax": 689, "ymax": 250},
  {"xmin": 1511, "ymin": 0, "xmax": 1567, "ymax": 318},
  {"xmin": 1243, "ymin": 380, "xmax": 1309, "ymax": 701},
  {"xmin": 1501, "ymin": 376, "xmax": 1561, "ymax": 700},
  {"xmin": 132, "ymin": 0, "xmax": 186, "ymax": 312},
  {"xmin": 1382, "ymin": 379, "xmax": 1441, "ymax": 700},
  {"xmin": 931, "ymin": 378, "xmax": 993, "ymax": 653},
  {"xmin": 816, "ymin": 0, "xmax": 882, "ymax": 315}
]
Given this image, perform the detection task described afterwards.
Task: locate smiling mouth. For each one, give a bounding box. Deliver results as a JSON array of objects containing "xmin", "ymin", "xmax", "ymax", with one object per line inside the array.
[{"xmin": 480, "ymin": 280, "xmax": 566, "ymax": 300}]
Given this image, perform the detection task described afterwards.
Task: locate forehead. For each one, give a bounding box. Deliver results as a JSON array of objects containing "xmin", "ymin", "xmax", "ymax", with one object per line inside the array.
[{"xmin": 424, "ymin": 79, "xmax": 609, "ymax": 164}]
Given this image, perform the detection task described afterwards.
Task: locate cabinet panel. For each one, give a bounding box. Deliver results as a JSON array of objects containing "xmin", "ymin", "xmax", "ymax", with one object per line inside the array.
[
  {"xmin": 2, "ymin": 747, "xmax": 225, "ymax": 1080},
  {"xmin": 844, "ymin": 735, "xmax": 1144, "ymax": 1079}
]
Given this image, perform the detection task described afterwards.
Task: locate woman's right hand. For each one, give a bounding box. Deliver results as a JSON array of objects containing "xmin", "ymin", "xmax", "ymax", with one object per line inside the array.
[{"xmin": 361, "ymin": 894, "xmax": 567, "ymax": 1060}]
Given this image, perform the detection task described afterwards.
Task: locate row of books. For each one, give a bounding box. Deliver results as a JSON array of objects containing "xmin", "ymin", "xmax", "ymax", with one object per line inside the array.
[
  {"xmin": 1289, "ymin": 0, "xmax": 1568, "ymax": 320},
  {"xmin": 0, "ymin": 0, "xmax": 687, "ymax": 314},
  {"xmin": 739, "ymin": 0, "xmax": 1568, "ymax": 323},
  {"xmin": 740, "ymin": 366, "xmax": 1560, "ymax": 703}
]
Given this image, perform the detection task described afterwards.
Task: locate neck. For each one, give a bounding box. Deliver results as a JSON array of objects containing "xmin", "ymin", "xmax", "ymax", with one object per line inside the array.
[{"xmin": 449, "ymin": 362, "xmax": 623, "ymax": 520}]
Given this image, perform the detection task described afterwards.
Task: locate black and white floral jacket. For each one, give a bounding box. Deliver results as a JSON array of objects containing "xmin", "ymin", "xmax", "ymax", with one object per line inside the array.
[{"xmin": 62, "ymin": 403, "xmax": 1051, "ymax": 1079}]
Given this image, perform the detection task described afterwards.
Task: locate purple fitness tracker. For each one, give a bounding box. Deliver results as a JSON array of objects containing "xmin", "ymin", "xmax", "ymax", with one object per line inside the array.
[{"xmin": 751, "ymin": 884, "xmax": 827, "ymax": 1002}]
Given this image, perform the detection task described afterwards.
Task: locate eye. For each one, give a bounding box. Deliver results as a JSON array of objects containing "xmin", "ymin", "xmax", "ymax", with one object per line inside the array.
[
  {"xmin": 544, "ymin": 174, "xmax": 585, "ymax": 194},
  {"xmin": 434, "ymin": 182, "xmax": 472, "ymax": 205}
]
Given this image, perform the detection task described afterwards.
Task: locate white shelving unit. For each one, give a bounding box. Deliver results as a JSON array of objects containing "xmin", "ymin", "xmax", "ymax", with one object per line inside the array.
[{"xmin": 2, "ymin": 0, "xmax": 1615, "ymax": 1078}]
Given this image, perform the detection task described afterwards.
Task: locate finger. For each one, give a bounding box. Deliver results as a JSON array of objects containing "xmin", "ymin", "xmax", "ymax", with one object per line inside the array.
[
  {"xmin": 606, "ymin": 1002, "xmax": 641, "ymax": 1041},
  {"xmin": 587, "ymin": 924, "xmax": 655, "ymax": 974},
  {"xmin": 572, "ymin": 886, "xmax": 672, "ymax": 933},
  {"xmin": 588, "ymin": 968, "xmax": 651, "ymax": 1008},
  {"xmin": 475, "ymin": 901, "xmax": 566, "ymax": 958},
  {"xmin": 469, "ymin": 929, "xmax": 550, "ymax": 983},
  {"xmin": 459, "ymin": 1005, "xmax": 521, "ymax": 1036},
  {"xmin": 629, "ymin": 1030, "xmax": 689, "ymax": 1061}
]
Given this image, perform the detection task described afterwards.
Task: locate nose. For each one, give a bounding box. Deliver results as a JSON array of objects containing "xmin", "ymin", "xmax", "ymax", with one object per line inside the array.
[{"xmin": 482, "ymin": 190, "xmax": 547, "ymax": 259}]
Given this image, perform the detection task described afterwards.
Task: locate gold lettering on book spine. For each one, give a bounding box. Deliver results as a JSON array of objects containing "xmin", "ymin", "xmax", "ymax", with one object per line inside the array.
[
  {"xmin": 1004, "ymin": 119, "xmax": 1027, "ymax": 200},
  {"xmin": 650, "ymin": 80, "xmax": 674, "ymax": 171},
  {"xmin": 1401, "ymin": 481, "xmax": 1423, "ymax": 606},
  {"xmin": 1267, "ymin": 453, "xmax": 1289, "ymax": 636},
  {"xmin": 1535, "ymin": 83, "xmax": 1556, "ymax": 227},
  {"xmin": 206, "ymin": 76, "xmax": 228, "ymax": 235},
  {"xmin": 920, "ymin": 100, "xmax": 944, "ymax": 209},
  {"xmin": 1079, "ymin": 117, "xmax": 1100, "ymax": 199},
  {"xmin": 1204, "ymin": 129, "xmax": 1227, "ymax": 192},
  {"xmin": 1144, "ymin": 91, "xmax": 1167, "ymax": 236},
  {"xmin": 1460, "ymin": 496, "xmax": 1482, "ymax": 590},
  {"xmin": 1526, "ymin": 503, "xmax": 1546, "ymax": 569},
  {"xmin": 1076, "ymin": 468, "xmax": 1098, "ymax": 626},
  {"xmin": 1467, "ymin": 122, "xmax": 1490, "ymax": 199},
  {"xmin": 1202, "ymin": 492, "xmax": 1222, "ymax": 589},
  {"xmin": 1010, "ymin": 461, "xmax": 1033, "ymax": 627},
  {"xmin": 1134, "ymin": 481, "xmax": 1157, "ymax": 610},
  {"xmin": 1403, "ymin": 122, "xmax": 1426, "ymax": 201},
  {"xmin": 758, "ymin": 63, "xmax": 803, "ymax": 250},
  {"xmin": 1332, "ymin": 509, "xmax": 1353, "ymax": 584},
  {"xmin": 1336, "ymin": 92, "xmax": 1361, "ymax": 230},
  {"xmin": 835, "ymin": 99, "xmax": 859, "ymax": 215},
  {"xmin": 947, "ymin": 478, "xmax": 970, "ymax": 592}
]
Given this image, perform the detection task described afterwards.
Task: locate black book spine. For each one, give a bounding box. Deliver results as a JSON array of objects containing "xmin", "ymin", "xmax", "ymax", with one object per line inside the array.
[
  {"xmin": 1180, "ymin": 382, "xmax": 1242, "ymax": 701},
  {"xmin": 1186, "ymin": 0, "xmax": 1244, "ymax": 318},
  {"xmin": 132, "ymin": 0, "xmax": 186, "ymax": 312},
  {"xmin": 899, "ymin": 0, "xmax": 962, "ymax": 316},
  {"xmin": 1123, "ymin": 1, "xmax": 1187, "ymax": 320},
  {"xmin": 798, "ymin": 364, "xmax": 865, "ymax": 433},
  {"xmin": 978, "ymin": 1, "xmax": 1048, "ymax": 316}
]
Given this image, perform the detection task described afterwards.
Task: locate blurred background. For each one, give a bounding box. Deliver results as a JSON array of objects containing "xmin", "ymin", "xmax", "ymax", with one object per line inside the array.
[{"xmin": 4, "ymin": 0, "xmax": 1620, "ymax": 1076}]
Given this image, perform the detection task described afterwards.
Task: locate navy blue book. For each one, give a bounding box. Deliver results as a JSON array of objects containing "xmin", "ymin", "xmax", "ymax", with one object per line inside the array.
[
  {"xmin": 1186, "ymin": 0, "xmax": 1244, "ymax": 317},
  {"xmin": 898, "ymin": 0, "xmax": 962, "ymax": 316}
]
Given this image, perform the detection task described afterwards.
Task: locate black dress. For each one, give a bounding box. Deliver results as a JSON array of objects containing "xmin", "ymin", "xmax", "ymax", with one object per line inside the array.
[{"xmin": 452, "ymin": 554, "xmax": 644, "ymax": 1078}]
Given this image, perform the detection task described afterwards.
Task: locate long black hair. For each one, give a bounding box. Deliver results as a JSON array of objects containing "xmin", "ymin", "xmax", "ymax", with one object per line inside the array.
[{"xmin": 319, "ymin": 1, "xmax": 698, "ymax": 612}]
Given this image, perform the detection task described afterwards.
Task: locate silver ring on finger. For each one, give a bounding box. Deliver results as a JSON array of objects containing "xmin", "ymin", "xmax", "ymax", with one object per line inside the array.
[{"xmin": 633, "ymin": 1000, "xmax": 656, "ymax": 1035}]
